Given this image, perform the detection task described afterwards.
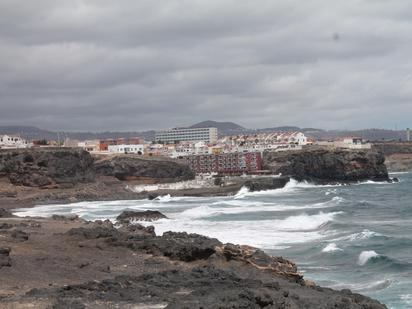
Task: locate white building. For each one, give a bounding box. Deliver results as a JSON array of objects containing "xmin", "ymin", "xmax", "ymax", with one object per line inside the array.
[
  {"xmin": 108, "ymin": 144, "xmax": 144, "ymax": 154},
  {"xmin": 317, "ymin": 137, "xmax": 371, "ymax": 149},
  {"xmin": 78, "ymin": 140, "xmax": 100, "ymax": 152},
  {"xmin": 0, "ymin": 135, "xmax": 31, "ymax": 149},
  {"xmin": 155, "ymin": 127, "xmax": 218, "ymax": 144}
]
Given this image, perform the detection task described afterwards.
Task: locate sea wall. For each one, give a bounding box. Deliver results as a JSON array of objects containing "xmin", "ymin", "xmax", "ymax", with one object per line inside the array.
[{"xmin": 263, "ymin": 148, "xmax": 389, "ymax": 182}]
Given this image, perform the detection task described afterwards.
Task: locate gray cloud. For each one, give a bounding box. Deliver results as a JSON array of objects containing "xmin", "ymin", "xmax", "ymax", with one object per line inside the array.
[{"xmin": 1, "ymin": 0, "xmax": 412, "ymax": 131}]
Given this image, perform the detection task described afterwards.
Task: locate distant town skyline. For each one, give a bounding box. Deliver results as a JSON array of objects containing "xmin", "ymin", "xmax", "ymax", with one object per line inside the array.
[{"xmin": 1, "ymin": 1, "xmax": 412, "ymax": 131}]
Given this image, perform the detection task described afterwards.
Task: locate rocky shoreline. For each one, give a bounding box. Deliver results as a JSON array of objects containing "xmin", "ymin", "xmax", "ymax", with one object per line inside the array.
[
  {"xmin": 0, "ymin": 148, "xmax": 396, "ymax": 307},
  {"xmin": 0, "ymin": 147, "xmax": 392, "ymax": 209},
  {"xmin": 0, "ymin": 209, "xmax": 387, "ymax": 308}
]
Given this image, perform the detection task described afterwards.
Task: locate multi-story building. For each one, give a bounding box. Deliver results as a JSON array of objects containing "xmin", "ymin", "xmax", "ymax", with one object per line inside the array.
[
  {"xmin": 180, "ymin": 152, "xmax": 262, "ymax": 175},
  {"xmin": 155, "ymin": 127, "xmax": 218, "ymax": 144}
]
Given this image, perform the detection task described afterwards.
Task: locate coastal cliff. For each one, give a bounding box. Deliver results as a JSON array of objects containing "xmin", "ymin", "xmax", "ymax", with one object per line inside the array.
[
  {"xmin": 263, "ymin": 148, "xmax": 389, "ymax": 183},
  {"xmin": 94, "ymin": 154, "xmax": 195, "ymax": 182},
  {"xmin": 0, "ymin": 149, "xmax": 194, "ymax": 206},
  {"xmin": 0, "ymin": 148, "xmax": 95, "ymax": 187}
]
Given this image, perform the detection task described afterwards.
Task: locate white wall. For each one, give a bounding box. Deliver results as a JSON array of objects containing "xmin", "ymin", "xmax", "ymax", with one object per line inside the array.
[{"xmin": 108, "ymin": 144, "xmax": 144, "ymax": 154}]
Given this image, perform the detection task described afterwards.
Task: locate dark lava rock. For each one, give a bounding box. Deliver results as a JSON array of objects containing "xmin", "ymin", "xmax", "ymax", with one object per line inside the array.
[
  {"xmin": 24, "ymin": 266, "xmax": 387, "ymax": 309},
  {"xmin": 147, "ymin": 193, "xmax": 160, "ymax": 200},
  {"xmin": 263, "ymin": 148, "xmax": 389, "ymax": 183},
  {"xmin": 51, "ymin": 214, "xmax": 80, "ymax": 221},
  {"xmin": 118, "ymin": 224, "xmax": 156, "ymax": 237},
  {"xmin": 0, "ymin": 223, "xmax": 13, "ymax": 230},
  {"xmin": 0, "ymin": 148, "xmax": 95, "ymax": 187},
  {"xmin": 66, "ymin": 226, "xmax": 119, "ymax": 240},
  {"xmin": 94, "ymin": 155, "xmax": 195, "ymax": 182},
  {"xmin": 0, "ymin": 247, "xmax": 11, "ymax": 268},
  {"xmin": 116, "ymin": 210, "xmax": 167, "ymax": 223},
  {"xmin": 139, "ymin": 232, "xmax": 222, "ymax": 262},
  {"xmin": 10, "ymin": 229, "xmax": 29, "ymax": 242},
  {"xmin": 0, "ymin": 208, "xmax": 14, "ymax": 218},
  {"xmin": 242, "ymin": 176, "xmax": 290, "ymax": 192}
]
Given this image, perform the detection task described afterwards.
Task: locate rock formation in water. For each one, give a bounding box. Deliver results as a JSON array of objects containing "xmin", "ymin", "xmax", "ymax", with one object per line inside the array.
[{"xmin": 263, "ymin": 148, "xmax": 389, "ymax": 182}]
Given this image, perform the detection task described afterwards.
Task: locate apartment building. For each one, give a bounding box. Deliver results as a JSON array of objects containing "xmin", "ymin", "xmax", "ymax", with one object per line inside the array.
[
  {"xmin": 180, "ymin": 152, "xmax": 262, "ymax": 175},
  {"xmin": 155, "ymin": 127, "xmax": 218, "ymax": 144}
]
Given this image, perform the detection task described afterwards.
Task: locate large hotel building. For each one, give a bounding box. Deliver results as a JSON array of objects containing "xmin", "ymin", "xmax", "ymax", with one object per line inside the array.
[{"xmin": 155, "ymin": 127, "xmax": 218, "ymax": 144}]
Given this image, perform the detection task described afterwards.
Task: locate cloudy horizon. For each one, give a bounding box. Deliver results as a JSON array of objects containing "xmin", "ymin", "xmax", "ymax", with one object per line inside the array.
[{"xmin": 1, "ymin": 1, "xmax": 412, "ymax": 131}]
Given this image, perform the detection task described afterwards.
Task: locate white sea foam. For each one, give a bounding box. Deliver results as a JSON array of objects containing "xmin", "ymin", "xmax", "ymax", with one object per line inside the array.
[
  {"xmin": 330, "ymin": 279, "xmax": 392, "ymax": 292},
  {"xmin": 141, "ymin": 211, "xmax": 342, "ymax": 249},
  {"xmin": 401, "ymin": 294, "xmax": 412, "ymax": 305},
  {"xmin": 233, "ymin": 179, "xmax": 343, "ymax": 199},
  {"xmin": 358, "ymin": 250, "xmax": 379, "ymax": 266},
  {"xmin": 331, "ymin": 229, "xmax": 382, "ymax": 242},
  {"xmin": 130, "ymin": 177, "xmax": 215, "ymax": 193},
  {"xmin": 348, "ymin": 229, "xmax": 382, "ymax": 241},
  {"xmin": 322, "ymin": 243, "xmax": 343, "ymax": 253}
]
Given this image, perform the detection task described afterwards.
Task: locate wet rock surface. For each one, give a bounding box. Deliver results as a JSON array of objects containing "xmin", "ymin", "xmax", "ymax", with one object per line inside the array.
[
  {"xmin": 116, "ymin": 210, "xmax": 168, "ymax": 223},
  {"xmin": 263, "ymin": 148, "xmax": 389, "ymax": 183},
  {"xmin": 242, "ymin": 177, "xmax": 290, "ymax": 192}
]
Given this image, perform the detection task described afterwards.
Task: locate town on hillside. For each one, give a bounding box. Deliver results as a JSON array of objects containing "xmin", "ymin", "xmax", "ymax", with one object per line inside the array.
[{"xmin": 0, "ymin": 125, "xmax": 384, "ymax": 176}]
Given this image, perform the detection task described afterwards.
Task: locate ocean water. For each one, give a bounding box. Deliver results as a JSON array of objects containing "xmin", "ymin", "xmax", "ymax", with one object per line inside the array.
[{"xmin": 14, "ymin": 172, "xmax": 412, "ymax": 309}]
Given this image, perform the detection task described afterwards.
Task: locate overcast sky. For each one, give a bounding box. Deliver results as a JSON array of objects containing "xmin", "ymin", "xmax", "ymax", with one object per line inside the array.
[{"xmin": 1, "ymin": 0, "xmax": 411, "ymax": 131}]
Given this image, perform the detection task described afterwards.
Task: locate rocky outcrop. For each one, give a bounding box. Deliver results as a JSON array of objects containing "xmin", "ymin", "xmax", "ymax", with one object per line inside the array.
[
  {"xmin": 263, "ymin": 148, "xmax": 389, "ymax": 183},
  {"xmin": 94, "ymin": 155, "xmax": 195, "ymax": 182},
  {"xmin": 0, "ymin": 215, "xmax": 388, "ymax": 308},
  {"xmin": 24, "ymin": 266, "xmax": 387, "ymax": 309},
  {"xmin": 0, "ymin": 148, "xmax": 95, "ymax": 187},
  {"xmin": 0, "ymin": 208, "xmax": 14, "ymax": 218},
  {"xmin": 116, "ymin": 210, "xmax": 167, "ymax": 223},
  {"xmin": 0, "ymin": 247, "xmax": 11, "ymax": 268},
  {"xmin": 242, "ymin": 177, "xmax": 290, "ymax": 192}
]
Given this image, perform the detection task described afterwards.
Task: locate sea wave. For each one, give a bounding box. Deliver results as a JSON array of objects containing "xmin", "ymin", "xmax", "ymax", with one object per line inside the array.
[
  {"xmin": 234, "ymin": 179, "xmax": 344, "ymax": 199},
  {"xmin": 331, "ymin": 229, "xmax": 384, "ymax": 242},
  {"xmin": 330, "ymin": 278, "xmax": 392, "ymax": 292},
  {"xmin": 322, "ymin": 243, "xmax": 343, "ymax": 253},
  {"xmin": 358, "ymin": 250, "xmax": 380, "ymax": 265}
]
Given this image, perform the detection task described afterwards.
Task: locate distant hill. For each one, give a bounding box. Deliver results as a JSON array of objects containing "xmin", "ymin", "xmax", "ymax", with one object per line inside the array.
[
  {"xmin": 0, "ymin": 123, "xmax": 409, "ymax": 142},
  {"xmin": 0, "ymin": 126, "xmax": 57, "ymax": 140},
  {"xmin": 190, "ymin": 120, "xmax": 246, "ymax": 136},
  {"xmin": 0, "ymin": 126, "xmax": 155, "ymax": 142}
]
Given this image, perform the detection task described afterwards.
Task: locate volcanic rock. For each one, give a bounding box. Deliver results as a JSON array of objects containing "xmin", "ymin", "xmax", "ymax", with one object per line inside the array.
[
  {"xmin": 0, "ymin": 148, "xmax": 95, "ymax": 187},
  {"xmin": 116, "ymin": 210, "xmax": 167, "ymax": 223},
  {"xmin": 140, "ymin": 232, "xmax": 222, "ymax": 262},
  {"xmin": 263, "ymin": 148, "xmax": 389, "ymax": 182},
  {"xmin": 0, "ymin": 208, "xmax": 14, "ymax": 218},
  {"xmin": 242, "ymin": 177, "xmax": 290, "ymax": 192},
  {"xmin": 0, "ymin": 247, "xmax": 11, "ymax": 268},
  {"xmin": 94, "ymin": 155, "xmax": 195, "ymax": 182}
]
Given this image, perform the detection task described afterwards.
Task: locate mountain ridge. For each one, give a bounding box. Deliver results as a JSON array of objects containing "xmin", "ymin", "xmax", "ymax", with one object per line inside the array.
[{"xmin": 0, "ymin": 123, "xmax": 409, "ymax": 141}]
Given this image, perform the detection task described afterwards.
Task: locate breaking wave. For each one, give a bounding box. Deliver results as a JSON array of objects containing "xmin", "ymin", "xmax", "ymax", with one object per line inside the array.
[
  {"xmin": 322, "ymin": 243, "xmax": 343, "ymax": 253},
  {"xmin": 358, "ymin": 250, "xmax": 380, "ymax": 265}
]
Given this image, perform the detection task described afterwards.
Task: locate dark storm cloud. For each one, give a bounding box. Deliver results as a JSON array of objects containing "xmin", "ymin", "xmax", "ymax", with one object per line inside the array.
[{"xmin": 1, "ymin": 0, "xmax": 412, "ymax": 131}]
